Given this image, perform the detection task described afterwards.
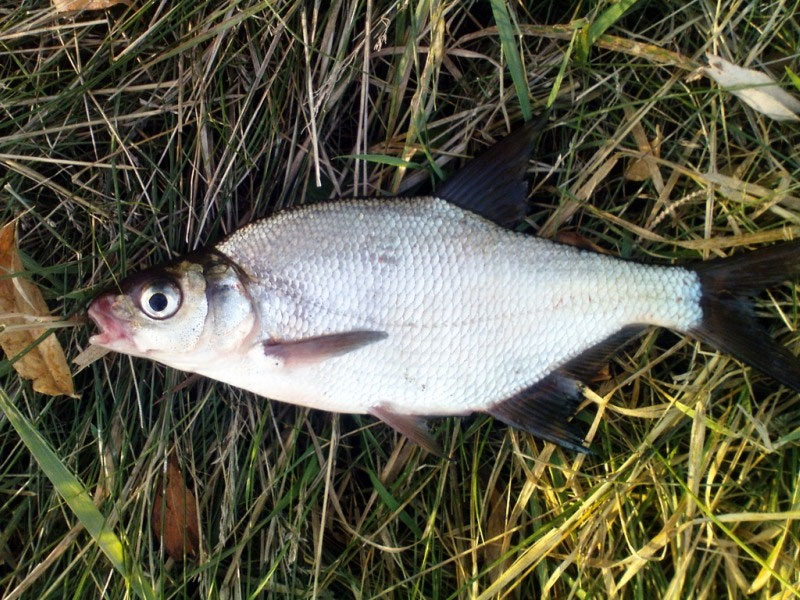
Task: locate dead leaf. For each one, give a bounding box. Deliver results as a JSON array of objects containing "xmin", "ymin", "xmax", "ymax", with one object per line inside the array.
[
  {"xmin": 590, "ymin": 362, "xmax": 612, "ymax": 382},
  {"xmin": 482, "ymin": 485, "xmax": 511, "ymax": 583},
  {"xmin": 52, "ymin": 0, "xmax": 129, "ymax": 13},
  {"xmin": 152, "ymin": 451, "xmax": 200, "ymax": 560},
  {"xmin": 624, "ymin": 156, "xmax": 651, "ymax": 182},
  {"xmin": 704, "ymin": 54, "xmax": 800, "ymax": 122},
  {"xmin": 554, "ymin": 231, "xmax": 611, "ymax": 254},
  {"xmin": 624, "ymin": 124, "xmax": 662, "ymax": 183},
  {"xmin": 0, "ymin": 223, "xmax": 74, "ymax": 396}
]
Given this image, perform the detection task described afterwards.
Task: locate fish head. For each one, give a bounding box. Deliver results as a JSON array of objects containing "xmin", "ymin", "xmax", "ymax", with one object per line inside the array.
[{"xmin": 88, "ymin": 254, "xmax": 257, "ymax": 367}]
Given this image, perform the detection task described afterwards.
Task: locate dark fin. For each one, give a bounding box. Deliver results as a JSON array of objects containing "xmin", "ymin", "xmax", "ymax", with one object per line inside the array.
[
  {"xmin": 368, "ymin": 406, "xmax": 448, "ymax": 459},
  {"xmin": 487, "ymin": 374, "xmax": 591, "ymax": 454},
  {"xmin": 560, "ymin": 325, "xmax": 647, "ymax": 381},
  {"xmin": 487, "ymin": 325, "xmax": 646, "ymax": 453},
  {"xmin": 434, "ymin": 110, "xmax": 550, "ymax": 228},
  {"xmin": 691, "ymin": 241, "xmax": 800, "ymax": 393},
  {"xmin": 264, "ymin": 330, "xmax": 388, "ymax": 367}
]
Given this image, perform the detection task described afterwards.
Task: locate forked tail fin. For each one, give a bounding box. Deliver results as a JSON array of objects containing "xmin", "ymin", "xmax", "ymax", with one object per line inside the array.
[{"xmin": 690, "ymin": 241, "xmax": 800, "ymax": 392}]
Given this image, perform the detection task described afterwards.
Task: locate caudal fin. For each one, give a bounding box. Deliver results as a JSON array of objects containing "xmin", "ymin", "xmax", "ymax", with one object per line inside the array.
[{"xmin": 691, "ymin": 241, "xmax": 800, "ymax": 393}]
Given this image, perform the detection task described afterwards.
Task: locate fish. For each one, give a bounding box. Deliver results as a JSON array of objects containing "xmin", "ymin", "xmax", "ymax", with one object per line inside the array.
[{"xmin": 87, "ymin": 116, "xmax": 800, "ymax": 456}]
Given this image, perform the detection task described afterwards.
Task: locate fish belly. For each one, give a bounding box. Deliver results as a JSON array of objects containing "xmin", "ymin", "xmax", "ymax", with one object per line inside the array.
[{"xmin": 215, "ymin": 197, "xmax": 703, "ymax": 415}]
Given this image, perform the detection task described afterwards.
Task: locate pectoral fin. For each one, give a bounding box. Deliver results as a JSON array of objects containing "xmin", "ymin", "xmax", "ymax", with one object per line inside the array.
[
  {"xmin": 264, "ymin": 330, "xmax": 387, "ymax": 367},
  {"xmin": 369, "ymin": 406, "xmax": 448, "ymax": 459}
]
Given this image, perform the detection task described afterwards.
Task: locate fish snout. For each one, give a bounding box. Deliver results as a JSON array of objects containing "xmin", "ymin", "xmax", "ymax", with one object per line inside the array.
[{"xmin": 88, "ymin": 292, "xmax": 131, "ymax": 347}]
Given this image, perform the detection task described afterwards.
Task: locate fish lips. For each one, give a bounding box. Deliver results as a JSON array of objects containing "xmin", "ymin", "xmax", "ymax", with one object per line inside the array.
[{"xmin": 88, "ymin": 292, "xmax": 133, "ymax": 349}]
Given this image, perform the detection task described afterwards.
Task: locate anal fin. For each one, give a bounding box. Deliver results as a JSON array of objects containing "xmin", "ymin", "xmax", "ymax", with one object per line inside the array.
[
  {"xmin": 264, "ymin": 330, "xmax": 387, "ymax": 367},
  {"xmin": 488, "ymin": 325, "xmax": 646, "ymax": 453},
  {"xmin": 560, "ymin": 325, "xmax": 646, "ymax": 381},
  {"xmin": 487, "ymin": 374, "xmax": 591, "ymax": 454},
  {"xmin": 369, "ymin": 406, "xmax": 447, "ymax": 459}
]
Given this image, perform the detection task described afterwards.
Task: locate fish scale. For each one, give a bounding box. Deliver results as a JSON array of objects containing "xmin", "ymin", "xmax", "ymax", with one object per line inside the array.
[{"xmin": 215, "ymin": 196, "xmax": 703, "ymax": 416}]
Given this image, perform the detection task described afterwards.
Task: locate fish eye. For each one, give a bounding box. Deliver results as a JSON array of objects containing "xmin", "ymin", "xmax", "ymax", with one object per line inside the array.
[{"xmin": 139, "ymin": 280, "xmax": 181, "ymax": 320}]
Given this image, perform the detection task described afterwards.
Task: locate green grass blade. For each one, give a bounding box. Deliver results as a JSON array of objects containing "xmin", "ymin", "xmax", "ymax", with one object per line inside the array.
[
  {"xmin": 490, "ymin": 0, "xmax": 532, "ymax": 120},
  {"xmin": 658, "ymin": 451, "xmax": 800, "ymax": 598},
  {"xmin": 0, "ymin": 387, "xmax": 155, "ymax": 600},
  {"xmin": 367, "ymin": 468, "xmax": 422, "ymax": 538},
  {"xmin": 344, "ymin": 154, "xmax": 422, "ymax": 168},
  {"xmin": 786, "ymin": 66, "xmax": 800, "ymax": 92},
  {"xmin": 580, "ymin": 0, "xmax": 640, "ymax": 61},
  {"xmin": 546, "ymin": 28, "xmax": 579, "ymax": 109}
]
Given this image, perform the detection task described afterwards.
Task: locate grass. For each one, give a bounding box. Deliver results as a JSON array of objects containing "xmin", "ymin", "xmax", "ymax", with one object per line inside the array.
[{"xmin": 2, "ymin": 0, "xmax": 800, "ymax": 598}]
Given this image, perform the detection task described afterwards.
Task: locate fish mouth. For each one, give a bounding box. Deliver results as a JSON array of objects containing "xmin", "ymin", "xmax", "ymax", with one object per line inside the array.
[{"xmin": 88, "ymin": 292, "xmax": 130, "ymax": 347}]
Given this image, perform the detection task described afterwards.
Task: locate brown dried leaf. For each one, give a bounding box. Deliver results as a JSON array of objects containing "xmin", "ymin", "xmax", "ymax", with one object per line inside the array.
[
  {"xmin": 152, "ymin": 451, "xmax": 200, "ymax": 560},
  {"xmin": 0, "ymin": 223, "xmax": 74, "ymax": 396},
  {"xmin": 624, "ymin": 158, "xmax": 651, "ymax": 182},
  {"xmin": 554, "ymin": 231, "xmax": 611, "ymax": 254},
  {"xmin": 52, "ymin": 0, "xmax": 129, "ymax": 13},
  {"xmin": 483, "ymin": 485, "xmax": 511, "ymax": 583},
  {"xmin": 624, "ymin": 117, "xmax": 662, "ymax": 183},
  {"xmin": 590, "ymin": 362, "xmax": 612, "ymax": 382}
]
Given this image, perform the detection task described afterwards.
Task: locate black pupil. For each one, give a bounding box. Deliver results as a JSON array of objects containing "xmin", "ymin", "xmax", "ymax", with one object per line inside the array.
[{"xmin": 148, "ymin": 292, "xmax": 169, "ymax": 312}]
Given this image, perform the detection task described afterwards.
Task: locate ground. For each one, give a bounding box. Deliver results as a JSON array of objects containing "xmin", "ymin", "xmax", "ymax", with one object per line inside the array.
[{"xmin": 1, "ymin": 1, "xmax": 799, "ymax": 598}]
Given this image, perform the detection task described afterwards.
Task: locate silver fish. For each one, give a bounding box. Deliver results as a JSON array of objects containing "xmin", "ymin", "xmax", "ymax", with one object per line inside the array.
[{"xmin": 88, "ymin": 119, "xmax": 800, "ymax": 455}]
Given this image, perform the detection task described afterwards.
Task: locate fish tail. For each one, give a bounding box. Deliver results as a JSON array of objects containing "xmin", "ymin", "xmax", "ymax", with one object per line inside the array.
[{"xmin": 690, "ymin": 241, "xmax": 800, "ymax": 392}]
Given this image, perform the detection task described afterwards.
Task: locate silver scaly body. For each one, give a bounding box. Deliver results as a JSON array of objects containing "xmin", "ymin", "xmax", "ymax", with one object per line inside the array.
[{"xmin": 208, "ymin": 197, "xmax": 702, "ymax": 415}]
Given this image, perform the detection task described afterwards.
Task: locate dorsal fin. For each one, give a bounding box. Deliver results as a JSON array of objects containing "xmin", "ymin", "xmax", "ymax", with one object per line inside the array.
[{"xmin": 434, "ymin": 110, "xmax": 550, "ymax": 228}]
